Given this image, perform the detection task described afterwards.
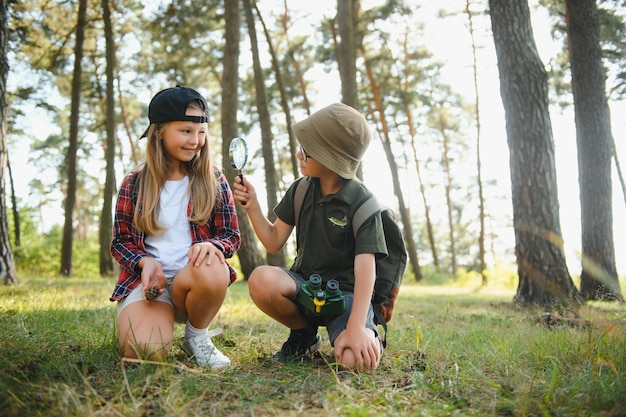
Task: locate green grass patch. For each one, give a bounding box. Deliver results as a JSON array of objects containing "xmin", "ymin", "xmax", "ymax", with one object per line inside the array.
[{"xmin": 1, "ymin": 275, "xmax": 624, "ymax": 416}]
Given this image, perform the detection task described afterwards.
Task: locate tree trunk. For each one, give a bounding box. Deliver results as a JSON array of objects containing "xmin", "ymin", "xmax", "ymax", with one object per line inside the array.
[
  {"xmin": 254, "ymin": 3, "xmax": 299, "ymax": 179},
  {"xmin": 336, "ymin": 0, "xmax": 363, "ymax": 179},
  {"xmin": 243, "ymin": 0, "xmax": 285, "ymax": 267},
  {"xmin": 437, "ymin": 113, "xmax": 457, "ymax": 278},
  {"xmin": 363, "ymin": 64, "xmax": 422, "ymax": 281},
  {"xmin": 337, "ymin": 0, "xmax": 358, "ymax": 106},
  {"xmin": 489, "ymin": 0, "xmax": 580, "ymax": 307},
  {"xmin": 222, "ymin": 0, "xmax": 264, "ymax": 280},
  {"xmin": 466, "ymin": 0, "xmax": 487, "ymax": 286},
  {"xmin": 60, "ymin": 0, "xmax": 87, "ymax": 277},
  {"xmin": 566, "ymin": 0, "xmax": 622, "ymax": 301},
  {"xmin": 0, "ymin": 0, "xmax": 17, "ymax": 285},
  {"xmin": 397, "ymin": 34, "xmax": 438, "ymax": 269},
  {"xmin": 99, "ymin": 0, "xmax": 116, "ymax": 277},
  {"xmin": 7, "ymin": 155, "xmax": 19, "ymax": 247}
]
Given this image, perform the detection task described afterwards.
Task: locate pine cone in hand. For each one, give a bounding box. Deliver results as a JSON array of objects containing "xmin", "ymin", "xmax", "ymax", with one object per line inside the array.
[{"xmin": 145, "ymin": 286, "xmax": 160, "ymax": 301}]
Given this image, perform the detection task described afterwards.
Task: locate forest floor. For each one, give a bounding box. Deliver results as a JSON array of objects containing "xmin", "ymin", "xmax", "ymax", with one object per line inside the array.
[{"xmin": 1, "ymin": 274, "xmax": 624, "ymax": 416}]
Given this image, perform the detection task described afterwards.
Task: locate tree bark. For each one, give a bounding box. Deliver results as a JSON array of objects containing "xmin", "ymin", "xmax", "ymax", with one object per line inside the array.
[
  {"xmin": 254, "ymin": 3, "xmax": 299, "ymax": 179},
  {"xmin": 489, "ymin": 0, "xmax": 580, "ymax": 306},
  {"xmin": 337, "ymin": 0, "xmax": 358, "ymax": 106},
  {"xmin": 466, "ymin": 0, "xmax": 487, "ymax": 286},
  {"xmin": 99, "ymin": 0, "xmax": 116, "ymax": 276},
  {"xmin": 566, "ymin": 0, "xmax": 622, "ymax": 301},
  {"xmin": 60, "ymin": 0, "xmax": 87, "ymax": 277},
  {"xmin": 222, "ymin": 0, "xmax": 264, "ymax": 280},
  {"xmin": 0, "ymin": 0, "xmax": 17, "ymax": 285},
  {"xmin": 243, "ymin": 0, "xmax": 285, "ymax": 267}
]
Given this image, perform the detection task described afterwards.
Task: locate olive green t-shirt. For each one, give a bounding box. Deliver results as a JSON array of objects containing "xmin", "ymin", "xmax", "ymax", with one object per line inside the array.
[{"xmin": 275, "ymin": 177, "xmax": 388, "ymax": 293}]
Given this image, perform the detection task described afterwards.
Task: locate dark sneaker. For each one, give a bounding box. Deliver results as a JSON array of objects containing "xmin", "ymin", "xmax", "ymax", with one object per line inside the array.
[{"xmin": 272, "ymin": 328, "xmax": 321, "ymax": 363}]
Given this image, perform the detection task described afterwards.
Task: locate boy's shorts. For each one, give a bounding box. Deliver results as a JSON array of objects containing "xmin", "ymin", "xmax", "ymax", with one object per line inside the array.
[
  {"xmin": 281, "ymin": 268, "xmax": 379, "ymax": 346},
  {"xmin": 116, "ymin": 278, "xmax": 187, "ymax": 324}
]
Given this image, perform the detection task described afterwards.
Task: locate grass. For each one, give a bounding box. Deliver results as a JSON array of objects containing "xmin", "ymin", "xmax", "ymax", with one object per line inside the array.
[{"xmin": 0, "ymin": 274, "xmax": 625, "ymax": 417}]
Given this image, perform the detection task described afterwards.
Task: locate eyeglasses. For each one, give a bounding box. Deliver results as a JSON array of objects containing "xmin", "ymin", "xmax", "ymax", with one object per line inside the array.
[{"xmin": 299, "ymin": 145, "xmax": 312, "ymax": 162}]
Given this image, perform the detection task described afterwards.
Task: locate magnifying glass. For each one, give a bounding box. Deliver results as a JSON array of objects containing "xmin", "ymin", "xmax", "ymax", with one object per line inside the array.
[{"xmin": 229, "ymin": 137, "xmax": 249, "ymax": 205}]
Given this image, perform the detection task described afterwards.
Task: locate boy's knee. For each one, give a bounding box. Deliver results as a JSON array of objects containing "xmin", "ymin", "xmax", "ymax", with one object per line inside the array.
[
  {"xmin": 247, "ymin": 268, "xmax": 268, "ymax": 299},
  {"xmin": 248, "ymin": 266, "xmax": 274, "ymax": 290}
]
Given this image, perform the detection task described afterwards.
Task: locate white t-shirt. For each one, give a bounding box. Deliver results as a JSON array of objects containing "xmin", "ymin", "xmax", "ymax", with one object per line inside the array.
[{"xmin": 144, "ymin": 176, "xmax": 192, "ymax": 277}]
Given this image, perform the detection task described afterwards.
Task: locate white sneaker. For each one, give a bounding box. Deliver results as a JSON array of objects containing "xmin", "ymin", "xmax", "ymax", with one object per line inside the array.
[{"xmin": 182, "ymin": 331, "xmax": 230, "ymax": 369}]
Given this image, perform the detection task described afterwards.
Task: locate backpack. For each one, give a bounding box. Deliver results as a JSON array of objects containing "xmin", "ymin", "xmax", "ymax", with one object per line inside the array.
[{"xmin": 293, "ymin": 178, "xmax": 407, "ymax": 346}]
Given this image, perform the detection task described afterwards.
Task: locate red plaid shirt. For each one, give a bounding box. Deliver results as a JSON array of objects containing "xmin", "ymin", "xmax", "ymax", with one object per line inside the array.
[{"xmin": 109, "ymin": 168, "xmax": 240, "ymax": 301}]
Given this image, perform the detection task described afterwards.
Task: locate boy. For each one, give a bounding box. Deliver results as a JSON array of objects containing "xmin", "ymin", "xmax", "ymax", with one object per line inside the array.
[{"xmin": 233, "ymin": 103, "xmax": 387, "ymax": 371}]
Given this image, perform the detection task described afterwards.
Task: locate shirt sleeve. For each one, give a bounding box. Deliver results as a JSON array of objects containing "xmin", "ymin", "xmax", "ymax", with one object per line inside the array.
[
  {"xmin": 355, "ymin": 212, "xmax": 388, "ymax": 260},
  {"xmin": 110, "ymin": 171, "xmax": 148, "ymax": 273},
  {"xmin": 274, "ymin": 178, "xmax": 303, "ymax": 226}
]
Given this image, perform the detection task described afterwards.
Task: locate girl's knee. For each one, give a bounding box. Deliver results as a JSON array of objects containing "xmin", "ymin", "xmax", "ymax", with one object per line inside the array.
[
  {"xmin": 120, "ymin": 339, "xmax": 169, "ymax": 361},
  {"xmin": 190, "ymin": 262, "xmax": 229, "ymax": 289}
]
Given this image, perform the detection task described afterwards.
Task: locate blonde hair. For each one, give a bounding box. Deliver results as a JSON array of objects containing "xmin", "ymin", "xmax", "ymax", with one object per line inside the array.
[{"xmin": 133, "ymin": 100, "xmax": 220, "ymax": 235}]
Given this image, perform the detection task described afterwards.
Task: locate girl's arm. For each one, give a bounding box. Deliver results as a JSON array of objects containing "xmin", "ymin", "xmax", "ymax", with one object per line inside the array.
[{"xmin": 110, "ymin": 172, "xmax": 149, "ymax": 272}]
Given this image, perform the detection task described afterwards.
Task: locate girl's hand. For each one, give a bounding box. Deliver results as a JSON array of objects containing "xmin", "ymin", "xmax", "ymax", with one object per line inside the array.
[
  {"xmin": 188, "ymin": 242, "xmax": 225, "ymax": 267},
  {"xmin": 139, "ymin": 257, "xmax": 167, "ymax": 301}
]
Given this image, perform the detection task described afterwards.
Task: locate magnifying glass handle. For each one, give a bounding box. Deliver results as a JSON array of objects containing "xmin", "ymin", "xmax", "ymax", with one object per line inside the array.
[{"xmin": 238, "ymin": 171, "xmax": 246, "ymax": 206}]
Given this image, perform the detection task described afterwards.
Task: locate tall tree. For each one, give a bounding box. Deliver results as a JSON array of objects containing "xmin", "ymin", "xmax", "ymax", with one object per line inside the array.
[
  {"xmin": 60, "ymin": 0, "xmax": 87, "ymax": 277},
  {"xmin": 222, "ymin": 0, "xmax": 263, "ymax": 280},
  {"xmin": 337, "ymin": 0, "xmax": 358, "ymax": 106},
  {"xmin": 489, "ymin": 0, "xmax": 580, "ymax": 306},
  {"xmin": 0, "ymin": 0, "xmax": 17, "ymax": 285},
  {"xmin": 254, "ymin": 3, "xmax": 299, "ymax": 180},
  {"xmin": 565, "ymin": 0, "xmax": 622, "ymax": 301},
  {"xmin": 362, "ymin": 64, "xmax": 423, "ymax": 281},
  {"xmin": 99, "ymin": 0, "xmax": 116, "ymax": 276},
  {"xmin": 243, "ymin": 0, "xmax": 285, "ymax": 267},
  {"xmin": 465, "ymin": 0, "xmax": 488, "ymax": 286}
]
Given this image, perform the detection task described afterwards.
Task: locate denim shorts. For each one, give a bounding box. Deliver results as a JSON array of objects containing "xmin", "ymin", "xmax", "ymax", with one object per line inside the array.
[
  {"xmin": 281, "ymin": 268, "xmax": 379, "ymax": 346},
  {"xmin": 116, "ymin": 278, "xmax": 187, "ymax": 324}
]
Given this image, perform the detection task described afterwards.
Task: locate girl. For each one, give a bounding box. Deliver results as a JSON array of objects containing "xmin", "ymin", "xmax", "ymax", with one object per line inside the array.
[{"xmin": 110, "ymin": 86, "xmax": 240, "ymax": 369}]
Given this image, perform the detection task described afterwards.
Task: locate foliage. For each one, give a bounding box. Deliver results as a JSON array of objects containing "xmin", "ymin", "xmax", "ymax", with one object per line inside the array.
[
  {"xmin": 1, "ymin": 274, "xmax": 624, "ymax": 416},
  {"xmin": 8, "ymin": 205, "xmax": 101, "ymax": 277},
  {"xmin": 539, "ymin": 0, "xmax": 626, "ymax": 103}
]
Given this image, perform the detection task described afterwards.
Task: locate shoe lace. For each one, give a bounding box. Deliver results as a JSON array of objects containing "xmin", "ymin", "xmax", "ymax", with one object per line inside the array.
[{"xmin": 193, "ymin": 328, "xmax": 223, "ymax": 357}]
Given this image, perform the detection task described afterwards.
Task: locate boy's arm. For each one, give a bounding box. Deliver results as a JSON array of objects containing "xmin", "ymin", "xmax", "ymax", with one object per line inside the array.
[
  {"xmin": 233, "ymin": 176, "xmax": 293, "ymax": 253},
  {"xmin": 348, "ymin": 253, "xmax": 377, "ymax": 330},
  {"xmin": 334, "ymin": 252, "xmax": 381, "ymax": 370}
]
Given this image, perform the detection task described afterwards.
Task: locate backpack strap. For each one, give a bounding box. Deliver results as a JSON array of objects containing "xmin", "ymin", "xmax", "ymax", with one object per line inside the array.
[
  {"xmin": 293, "ymin": 177, "xmax": 311, "ymax": 227},
  {"xmin": 352, "ymin": 194, "xmax": 392, "ymax": 347},
  {"xmin": 352, "ymin": 194, "xmax": 383, "ymax": 238}
]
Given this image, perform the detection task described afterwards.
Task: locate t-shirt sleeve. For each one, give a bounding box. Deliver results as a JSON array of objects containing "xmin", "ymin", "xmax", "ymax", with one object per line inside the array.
[
  {"xmin": 355, "ymin": 213, "xmax": 388, "ymax": 259},
  {"xmin": 274, "ymin": 179, "xmax": 300, "ymax": 226}
]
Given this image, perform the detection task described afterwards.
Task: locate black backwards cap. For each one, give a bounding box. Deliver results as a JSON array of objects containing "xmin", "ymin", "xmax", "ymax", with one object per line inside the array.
[{"xmin": 140, "ymin": 85, "xmax": 209, "ymax": 139}]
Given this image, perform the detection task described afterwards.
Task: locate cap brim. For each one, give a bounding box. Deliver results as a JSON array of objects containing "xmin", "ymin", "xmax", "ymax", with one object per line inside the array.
[{"xmin": 140, "ymin": 126, "xmax": 149, "ymax": 140}]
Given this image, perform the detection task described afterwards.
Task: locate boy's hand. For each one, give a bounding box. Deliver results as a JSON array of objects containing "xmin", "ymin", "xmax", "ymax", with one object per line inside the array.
[
  {"xmin": 334, "ymin": 326, "xmax": 381, "ymax": 371},
  {"xmin": 233, "ymin": 176, "xmax": 257, "ymax": 209}
]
